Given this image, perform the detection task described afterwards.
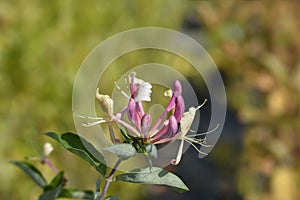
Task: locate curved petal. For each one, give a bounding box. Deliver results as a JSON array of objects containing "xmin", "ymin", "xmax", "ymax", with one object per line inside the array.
[{"xmin": 135, "ymin": 82, "xmax": 152, "ymax": 102}]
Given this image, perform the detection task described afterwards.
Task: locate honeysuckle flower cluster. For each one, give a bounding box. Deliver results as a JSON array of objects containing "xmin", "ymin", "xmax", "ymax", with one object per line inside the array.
[
  {"xmin": 15, "ymin": 72, "xmax": 214, "ymax": 200},
  {"xmin": 82, "ymin": 72, "xmax": 212, "ymax": 165}
]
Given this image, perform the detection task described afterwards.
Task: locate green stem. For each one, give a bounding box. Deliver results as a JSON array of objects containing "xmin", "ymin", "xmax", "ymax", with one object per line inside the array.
[{"xmin": 98, "ymin": 159, "xmax": 122, "ymax": 200}]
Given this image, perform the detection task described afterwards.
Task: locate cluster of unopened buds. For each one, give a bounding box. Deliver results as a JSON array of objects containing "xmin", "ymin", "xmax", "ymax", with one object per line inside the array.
[{"xmin": 81, "ymin": 72, "xmax": 218, "ymax": 165}]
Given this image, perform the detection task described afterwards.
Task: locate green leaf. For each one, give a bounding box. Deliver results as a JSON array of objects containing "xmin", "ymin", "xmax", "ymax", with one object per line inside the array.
[
  {"xmin": 45, "ymin": 132, "xmax": 106, "ymax": 177},
  {"xmin": 115, "ymin": 167, "xmax": 189, "ymax": 193},
  {"xmin": 39, "ymin": 172, "xmax": 65, "ymax": 200},
  {"xmin": 11, "ymin": 161, "xmax": 47, "ymax": 188},
  {"xmin": 58, "ymin": 189, "xmax": 94, "ymax": 199},
  {"xmin": 44, "ymin": 171, "xmax": 65, "ymax": 191},
  {"xmin": 104, "ymin": 196, "xmax": 119, "ymax": 200},
  {"xmin": 104, "ymin": 143, "xmax": 136, "ymax": 160},
  {"xmin": 95, "ymin": 176, "xmax": 101, "ymax": 192},
  {"xmin": 145, "ymin": 144, "xmax": 157, "ymax": 158},
  {"xmin": 39, "ymin": 184, "xmax": 63, "ymax": 200}
]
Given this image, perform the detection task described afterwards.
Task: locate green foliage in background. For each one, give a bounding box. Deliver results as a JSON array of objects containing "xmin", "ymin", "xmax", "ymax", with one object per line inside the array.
[{"xmin": 0, "ymin": 1, "xmax": 188, "ymax": 200}]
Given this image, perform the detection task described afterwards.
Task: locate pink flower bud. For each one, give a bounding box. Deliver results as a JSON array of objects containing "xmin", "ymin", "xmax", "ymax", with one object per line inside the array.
[
  {"xmin": 162, "ymin": 80, "xmax": 182, "ymax": 112},
  {"xmin": 127, "ymin": 98, "xmax": 136, "ymax": 123},
  {"xmin": 167, "ymin": 115, "xmax": 178, "ymax": 137},
  {"xmin": 127, "ymin": 98, "xmax": 141, "ymax": 129},
  {"xmin": 129, "ymin": 73, "xmax": 138, "ymax": 97},
  {"xmin": 152, "ymin": 115, "xmax": 179, "ymax": 143},
  {"xmin": 173, "ymin": 80, "xmax": 182, "ymax": 97},
  {"xmin": 150, "ymin": 80, "xmax": 183, "ymax": 133},
  {"xmin": 141, "ymin": 113, "xmax": 151, "ymax": 136},
  {"xmin": 174, "ymin": 95, "xmax": 185, "ymax": 122}
]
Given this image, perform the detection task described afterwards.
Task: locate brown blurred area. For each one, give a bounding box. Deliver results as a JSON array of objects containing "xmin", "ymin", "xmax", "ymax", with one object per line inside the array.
[
  {"xmin": 194, "ymin": 1, "xmax": 300, "ymax": 200},
  {"xmin": 0, "ymin": 1, "xmax": 299, "ymax": 200}
]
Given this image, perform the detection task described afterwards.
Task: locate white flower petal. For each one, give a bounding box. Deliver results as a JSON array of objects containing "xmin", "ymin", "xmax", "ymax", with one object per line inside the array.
[
  {"xmin": 171, "ymin": 100, "xmax": 207, "ymax": 165},
  {"xmin": 180, "ymin": 107, "xmax": 197, "ymax": 136},
  {"xmin": 135, "ymin": 82, "xmax": 152, "ymax": 102},
  {"xmin": 43, "ymin": 142, "xmax": 54, "ymax": 157},
  {"xmin": 133, "ymin": 77, "xmax": 145, "ymax": 85}
]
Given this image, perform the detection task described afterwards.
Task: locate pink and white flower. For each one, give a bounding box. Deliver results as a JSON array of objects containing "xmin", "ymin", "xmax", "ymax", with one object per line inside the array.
[{"xmin": 77, "ymin": 72, "xmax": 215, "ymax": 165}]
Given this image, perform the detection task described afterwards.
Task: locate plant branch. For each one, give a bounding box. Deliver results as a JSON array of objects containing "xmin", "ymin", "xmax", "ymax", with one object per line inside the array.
[
  {"xmin": 42, "ymin": 157, "xmax": 59, "ymax": 174},
  {"xmin": 98, "ymin": 159, "xmax": 122, "ymax": 200}
]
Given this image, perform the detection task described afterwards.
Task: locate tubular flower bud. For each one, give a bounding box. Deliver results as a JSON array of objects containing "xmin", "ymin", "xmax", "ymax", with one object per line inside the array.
[
  {"xmin": 151, "ymin": 115, "xmax": 178, "ymax": 143},
  {"xmin": 149, "ymin": 80, "xmax": 183, "ymax": 134},
  {"xmin": 173, "ymin": 80, "xmax": 182, "ymax": 97},
  {"xmin": 127, "ymin": 98, "xmax": 136, "ymax": 123},
  {"xmin": 174, "ymin": 95, "xmax": 185, "ymax": 122},
  {"xmin": 163, "ymin": 80, "xmax": 183, "ymax": 113},
  {"xmin": 127, "ymin": 98, "xmax": 141, "ymax": 129},
  {"xmin": 141, "ymin": 113, "xmax": 151, "ymax": 136},
  {"xmin": 129, "ymin": 72, "xmax": 138, "ymax": 97},
  {"xmin": 166, "ymin": 115, "xmax": 178, "ymax": 138},
  {"xmin": 96, "ymin": 88, "xmax": 114, "ymax": 117}
]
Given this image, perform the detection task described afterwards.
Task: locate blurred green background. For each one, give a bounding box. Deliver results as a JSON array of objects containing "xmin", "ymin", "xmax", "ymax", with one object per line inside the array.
[{"xmin": 1, "ymin": 1, "xmax": 299, "ymax": 200}]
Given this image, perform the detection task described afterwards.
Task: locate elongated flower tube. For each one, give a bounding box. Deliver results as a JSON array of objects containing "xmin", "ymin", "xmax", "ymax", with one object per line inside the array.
[
  {"xmin": 141, "ymin": 113, "xmax": 151, "ymax": 137},
  {"xmin": 174, "ymin": 95, "xmax": 185, "ymax": 122},
  {"xmin": 166, "ymin": 115, "xmax": 178, "ymax": 138},
  {"xmin": 128, "ymin": 98, "xmax": 143, "ymax": 131},
  {"xmin": 173, "ymin": 80, "xmax": 182, "ymax": 96},
  {"xmin": 151, "ymin": 115, "xmax": 178, "ymax": 144},
  {"xmin": 128, "ymin": 98, "xmax": 137, "ymax": 123}
]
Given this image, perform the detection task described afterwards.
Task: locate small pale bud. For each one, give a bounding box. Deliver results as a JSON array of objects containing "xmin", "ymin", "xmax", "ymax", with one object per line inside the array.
[
  {"xmin": 43, "ymin": 142, "xmax": 54, "ymax": 157},
  {"xmin": 164, "ymin": 89, "xmax": 172, "ymax": 97},
  {"xmin": 96, "ymin": 88, "xmax": 113, "ymax": 116}
]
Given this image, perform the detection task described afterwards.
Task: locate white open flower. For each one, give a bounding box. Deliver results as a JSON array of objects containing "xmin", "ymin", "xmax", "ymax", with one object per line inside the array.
[{"xmin": 171, "ymin": 99, "xmax": 218, "ymax": 165}]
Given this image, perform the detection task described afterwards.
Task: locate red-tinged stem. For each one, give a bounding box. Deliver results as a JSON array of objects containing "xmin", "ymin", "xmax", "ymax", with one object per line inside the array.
[
  {"xmin": 98, "ymin": 159, "xmax": 122, "ymax": 200},
  {"xmin": 42, "ymin": 157, "xmax": 59, "ymax": 174},
  {"xmin": 109, "ymin": 124, "xmax": 120, "ymax": 144}
]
